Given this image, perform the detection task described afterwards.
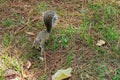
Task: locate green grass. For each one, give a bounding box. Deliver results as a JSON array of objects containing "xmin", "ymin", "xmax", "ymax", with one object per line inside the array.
[
  {"xmin": 0, "ymin": 53, "xmax": 21, "ymax": 72},
  {"xmin": 2, "ymin": 19, "xmax": 14, "ymax": 27},
  {"xmin": 37, "ymin": 2, "xmax": 48, "ymax": 13},
  {"xmin": 112, "ymin": 68, "xmax": 120, "ymax": 80},
  {"xmin": 95, "ymin": 47, "xmax": 105, "ymax": 54},
  {"xmin": 60, "ymin": 35, "xmax": 69, "ymax": 48},
  {"xmin": 17, "ymin": 17, "xmax": 25, "ymax": 25},
  {"xmin": 97, "ymin": 64, "xmax": 109, "ymax": 80},
  {"xmin": 18, "ymin": 36, "xmax": 27, "ymax": 46},
  {"xmin": 50, "ymin": 26, "xmax": 75, "ymax": 51},
  {"xmin": 2, "ymin": 33, "xmax": 13, "ymax": 46},
  {"xmin": 83, "ymin": 1, "xmax": 120, "ymax": 47},
  {"xmin": 65, "ymin": 51, "xmax": 73, "ymax": 67},
  {"xmin": 50, "ymin": 35, "xmax": 59, "ymax": 51},
  {"xmin": 0, "ymin": 0, "xmax": 4, "ymax": 4},
  {"xmin": 101, "ymin": 25, "xmax": 119, "ymax": 43},
  {"xmin": 73, "ymin": 1, "xmax": 120, "ymax": 79},
  {"xmin": 59, "ymin": 25, "xmax": 76, "ymax": 35},
  {"xmin": 39, "ymin": 74, "xmax": 49, "ymax": 80},
  {"xmin": 0, "ymin": 69, "xmax": 4, "ymax": 80},
  {"xmin": 87, "ymin": 1, "xmax": 119, "ymax": 25},
  {"xmin": 112, "ymin": 45, "xmax": 120, "ymax": 55},
  {"xmin": 12, "ymin": 11, "xmax": 25, "ymax": 25},
  {"xmin": 0, "ymin": 53, "xmax": 21, "ymax": 80}
]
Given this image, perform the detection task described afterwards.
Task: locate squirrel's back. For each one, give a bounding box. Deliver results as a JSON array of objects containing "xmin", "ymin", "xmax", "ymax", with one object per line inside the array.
[{"xmin": 32, "ymin": 30, "xmax": 49, "ymax": 49}]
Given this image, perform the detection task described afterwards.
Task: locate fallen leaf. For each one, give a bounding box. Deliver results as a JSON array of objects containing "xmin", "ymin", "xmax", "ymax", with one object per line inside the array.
[
  {"xmin": 22, "ymin": 69, "xmax": 29, "ymax": 78},
  {"xmin": 26, "ymin": 32, "xmax": 35, "ymax": 36},
  {"xmin": 52, "ymin": 68, "xmax": 72, "ymax": 80},
  {"xmin": 4, "ymin": 69, "xmax": 21, "ymax": 80},
  {"xmin": 116, "ymin": 1, "xmax": 120, "ymax": 6},
  {"xmin": 96, "ymin": 40, "xmax": 105, "ymax": 46},
  {"xmin": 26, "ymin": 61, "xmax": 32, "ymax": 69},
  {"xmin": 23, "ymin": 60, "xmax": 32, "ymax": 69},
  {"xmin": 10, "ymin": 77, "xmax": 19, "ymax": 80}
]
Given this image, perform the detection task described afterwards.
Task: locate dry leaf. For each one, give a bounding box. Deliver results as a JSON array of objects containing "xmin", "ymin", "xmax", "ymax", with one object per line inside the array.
[
  {"xmin": 23, "ymin": 60, "xmax": 32, "ymax": 69},
  {"xmin": 22, "ymin": 61, "xmax": 31, "ymax": 78},
  {"xmin": 22, "ymin": 69, "xmax": 29, "ymax": 78},
  {"xmin": 116, "ymin": 1, "xmax": 120, "ymax": 6},
  {"xmin": 26, "ymin": 60, "xmax": 32, "ymax": 69},
  {"xmin": 96, "ymin": 40, "xmax": 105, "ymax": 46},
  {"xmin": 26, "ymin": 32, "xmax": 35, "ymax": 36},
  {"xmin": 4, "ymin": 69, "xmax": 21, "ymax": 80},
  {"xmin": 52, "ymin": 68, "xmax": 72, "ymax": 80},
  {"xmin": 9, "ymin": 77, "xmax": 19, "ymax": 80}
]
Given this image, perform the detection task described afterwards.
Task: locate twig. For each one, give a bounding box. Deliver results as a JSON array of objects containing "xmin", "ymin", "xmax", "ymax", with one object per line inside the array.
[
  {"xmin": 46, "ymin": 53, "xmax": 54, "ymax": 59},
  {"xmin": 44, "ymin": 51, "xmax": 47, "ymax": 73}
]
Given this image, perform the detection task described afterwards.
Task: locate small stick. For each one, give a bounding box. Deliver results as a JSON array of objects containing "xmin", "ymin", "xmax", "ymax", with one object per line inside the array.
[{"xmin": 43, "ymin": 51, "xmax": 47, "ymax": 73}]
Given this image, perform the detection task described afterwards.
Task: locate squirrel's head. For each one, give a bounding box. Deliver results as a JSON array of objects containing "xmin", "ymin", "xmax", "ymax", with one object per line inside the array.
[{"xmin": 32, "ymin": 39, "xmax": 43, "ymax": 52}]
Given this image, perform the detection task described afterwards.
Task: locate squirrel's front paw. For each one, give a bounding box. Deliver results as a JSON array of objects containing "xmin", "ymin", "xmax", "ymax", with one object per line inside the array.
[{"xmin": 39, "ymin": 45, "xmax": 44, "ymax": 52}]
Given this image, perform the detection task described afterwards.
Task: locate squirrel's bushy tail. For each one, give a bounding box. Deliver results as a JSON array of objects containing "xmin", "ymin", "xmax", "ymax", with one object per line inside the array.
[{"xmin": 43, "ymin": 11, "xmax": 57, "ymax": 33}]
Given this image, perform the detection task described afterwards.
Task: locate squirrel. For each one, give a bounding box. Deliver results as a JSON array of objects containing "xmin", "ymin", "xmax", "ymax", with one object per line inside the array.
[{"xmin": 32, "ymin": 10, "xmax": 58, "ymax": 53}]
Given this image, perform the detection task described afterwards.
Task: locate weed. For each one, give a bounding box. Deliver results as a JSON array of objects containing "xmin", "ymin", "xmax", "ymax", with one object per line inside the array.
[
  {"xmin": 11, "ymin": 60, "xmax": 21, "ymax": 71},
  {"xmin": 59, "ymin": 25, "xmax": 76, "ymax": 35},
  {"xmin": 2, "ymin": 19, "xmax": 14, "ymax": 27},
  {"xmin": 112, "ymin": 68, "xmax": 120, "ymax": 80},
  {"xmin": 1, "ymin": 53, "xmax": 21, "ymax": 72},
  {"xmin": 50, "ymin": 26, "xmax": 74, "ymax": 50},
  {"xmin": 85, "ymin": 35, "xmax": 93, "ymax": 47},
  {"xmin": 2, "ymin": 33, "xmax": 13, "ymax": 46},
  {"xmin": 80, "ymin": 20, "xmax": 88, "ymax": 33},
  {"xmin": 39, "ymin": 73, "xmax": 49, "ymax": 80},
  {"xmin": 21, "ymin": 52, "xmax": 30, "ymax": 61},
  {"xmin": 0, "ymin": 68, "xmax": 4, "ymax": 80},
  {"xmin": 88, "ymin": 3, "xmax": 101, "ymax": 11},
  {"xmin": 21, "ymin": 49, "xmax": 38, "ymax": 61},
  {"xmin": 18, "ymin": 36, "xmax": 27, "ymax": 46},
  {"xmin": 12, "ymin": 11, "xmax": 25, "ymax": 25},
  {"xmin": 34, "ymin": 22, "xmax": 43, "ymax": 28},
  {"xmin": 80, "ymin": 20, "xmax": 93, "ymax": 48},
  {"xmin": 0, "ymin": 76, "xmax": 4, "ymax": 80},
  {"xmin": 96, "ymin": 47, "xmax": 105, "ymax": 54},
  {"xmin": 50, "ymin": 35, "xmax": 59, "ymax": 51},
  {"xmin": 61, "ymin": 35, "xmax": 69, "ymax": 47},
  {"xmin": 65, "ymin": 52, "xmax": 73, "ymax": 67},
  {"xmin": 57, "ymin": 8, "xmax": 65, "ymax": 16},
  {"xmin": 104, "ymin": 4, "xmax": 118, "ymax": 17},
  {"xmin": 17, "ymin": 17, "xmax": 25, "ymax": 25},
  {"xmin": 112, "ymin": 45, "xmax": 120, "ymax": 55},
  {"xmin": 97, "ymin": 64, "xmax": 109, "ymax": 80},
  {"xmin": 101, "ymin": 25, "xmax": 119, "ymax": 43},
  {"xmin": 87, "ymin": 1, "xmax": 119, "ymax": 26},
  {"xmin": 37, "ymin": 2, "xmax": 48, "ymax": 13},
  {"xmin": 0, "ymin": 0, "xmax": 4, "ymax": 4}
]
